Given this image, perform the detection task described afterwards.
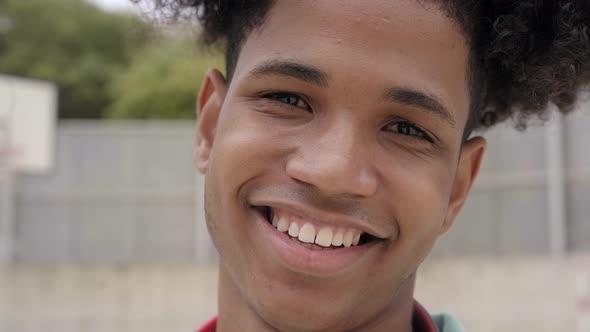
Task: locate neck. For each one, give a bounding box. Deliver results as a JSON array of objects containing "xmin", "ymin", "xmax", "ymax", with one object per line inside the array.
[
  {"xmin": 216, "ymin": 263, "xmax": 416, "ymax": 332},
  {"xmin": 217, "ymin": 263, "xmax": 278, "ymax": 332}
]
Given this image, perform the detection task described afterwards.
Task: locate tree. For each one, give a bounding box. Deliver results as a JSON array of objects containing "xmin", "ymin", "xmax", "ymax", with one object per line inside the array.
[
  {"xmin": 0, "ymin": 0, "xmax": 152, "ymax": 118},
  {"xmin": 106, "ymin": 36, "xmax": 223, "ymax": 119}
]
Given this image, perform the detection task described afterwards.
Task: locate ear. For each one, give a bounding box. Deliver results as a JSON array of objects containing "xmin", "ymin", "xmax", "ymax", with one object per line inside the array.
[
  {"xmin": 194, "ymin": 69, "xmax": 227, "ymax": 174},
  {"xmin": 440, "ymin": 136, "xmax": 486, "ymax": 234}
]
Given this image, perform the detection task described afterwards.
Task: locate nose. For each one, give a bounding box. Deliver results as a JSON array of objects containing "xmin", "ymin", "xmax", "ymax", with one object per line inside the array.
[{"xmin": 285, "ymin": 119, "xmax": 379, "ymax": 198}]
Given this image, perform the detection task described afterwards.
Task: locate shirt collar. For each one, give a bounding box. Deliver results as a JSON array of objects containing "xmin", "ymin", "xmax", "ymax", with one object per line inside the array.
[{"xmin": 413, "ymin": 301, "xmax": 438, "ymax": 332}]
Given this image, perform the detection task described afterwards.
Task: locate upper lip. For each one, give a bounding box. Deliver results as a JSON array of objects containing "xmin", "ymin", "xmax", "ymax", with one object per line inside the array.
[{"xmin": 249, "ymin": 199, "xmax": 390, "ymax": 240}]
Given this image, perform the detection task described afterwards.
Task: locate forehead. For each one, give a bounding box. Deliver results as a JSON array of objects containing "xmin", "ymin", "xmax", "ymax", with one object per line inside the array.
[{"xmin": 233, "ymin": 0, "xmax": 470, "ymax": 123}]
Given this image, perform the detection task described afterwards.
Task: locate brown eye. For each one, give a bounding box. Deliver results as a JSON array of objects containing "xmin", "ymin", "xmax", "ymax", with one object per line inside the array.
[
  {"xmin": 264, "ymin": 92, "xmax": 311, "ymax": 112},
  {"xmin": 384, "ymin": 121, "xmax": 433, "ymax": 142}
]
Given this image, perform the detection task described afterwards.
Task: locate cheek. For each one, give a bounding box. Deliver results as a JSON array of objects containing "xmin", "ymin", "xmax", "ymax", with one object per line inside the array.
[
  {"xmin": 210, "ymin": 111, "xmax": 279, "ymax": 190},
  {"xmin": 204, "ymin": 106, "xmax": 292, "ymax": 248},
  {"xmin": 384, "ymin": 161, "xmax": 452, "ymax": 254}
]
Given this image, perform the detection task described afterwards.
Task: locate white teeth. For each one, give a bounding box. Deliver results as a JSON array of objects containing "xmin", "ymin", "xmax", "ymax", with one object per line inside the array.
[
  {"xmin": 288, "ymin": 222, "xmax": 300, "ymax": 237},
  {"xmin": 276, "ymin": 217, "xmax": 290, "ymax": 232},
  {"xmin": 271, "ymin": 212, "xmax": 366, "ymax": 248},
  {"xmin": 298, "ymin": 223, "xmax": 316, "ymax": 243},
  {"xmin": 315, "ymin": 227, "xmax": 333, "ymax": 247},
  {"xmin": 352, "ymin": 233, "xmax": 361, "ymax": 246},
  {"xmin": 331, "ymin": 231, "xmax": 343, "ymax": 246},
  {"xmin": 343, "ymin": 230, "xmax": 354, "ymax": 247}
]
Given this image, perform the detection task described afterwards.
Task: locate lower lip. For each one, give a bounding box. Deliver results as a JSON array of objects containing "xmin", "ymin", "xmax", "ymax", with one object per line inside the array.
[{"xmin": 253, "ymin": 209, "xmax": 378, "ymax": 276}]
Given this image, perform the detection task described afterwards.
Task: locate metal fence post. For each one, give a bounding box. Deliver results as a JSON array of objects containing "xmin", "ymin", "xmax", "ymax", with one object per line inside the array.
[
  {"xmin": 546, "ymin": 109, "xmax": 567, "ymax": 255},
  {"xmin": 0, "ymin": 113, "xmax": 14, "ymax": 263},
  {"xmin": 0, "ymin": 169, "xmax": 14, "ymax": 264}
]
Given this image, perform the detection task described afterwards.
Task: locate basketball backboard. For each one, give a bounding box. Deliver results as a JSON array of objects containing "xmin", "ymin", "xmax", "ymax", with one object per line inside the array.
[{"xmin": 0, "ymin": 74, "xmax": 57, "ymax": 173}]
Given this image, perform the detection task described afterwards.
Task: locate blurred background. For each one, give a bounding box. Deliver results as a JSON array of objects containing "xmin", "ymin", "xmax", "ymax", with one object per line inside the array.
[{"xmin": 0, "ymin": 0, "xmax": 589, "ymax": 331}]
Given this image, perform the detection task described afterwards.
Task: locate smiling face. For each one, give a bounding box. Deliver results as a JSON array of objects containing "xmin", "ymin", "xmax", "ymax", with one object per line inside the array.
[{"xmin": 194, "ymin": 0, "xmax": 485, "ymax": 331}]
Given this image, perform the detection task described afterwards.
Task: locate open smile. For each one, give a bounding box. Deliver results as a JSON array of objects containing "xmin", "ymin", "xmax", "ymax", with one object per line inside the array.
[
  {"xmin": 251, "ymin": 204, "xmax": 386, "ymax": 275},
  {"xmin": 258, "ymin": 206, "xmax": 382, "ymax": 249}
]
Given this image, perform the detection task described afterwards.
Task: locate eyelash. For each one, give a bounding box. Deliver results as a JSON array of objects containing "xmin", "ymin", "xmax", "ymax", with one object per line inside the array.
[
  {"xmin": 261, "ymin": 91, "xmax": 312, "ymax": 112},
  {"xmin": 383, "ymin": 121, "xmax": 433, "ymax": 143},
  {"xmin": 261, "ymin": 91, "xmax": 433, "ymax": 142}
]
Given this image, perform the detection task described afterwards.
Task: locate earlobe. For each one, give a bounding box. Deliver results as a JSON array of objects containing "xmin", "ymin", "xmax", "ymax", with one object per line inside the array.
[
  {"xmin": 194, "ymin": 69, "xmax": 227, "ymax": 174},
  {"xmin": 440, "ymin": 136, "xmax": 486, "ymax": 235}
]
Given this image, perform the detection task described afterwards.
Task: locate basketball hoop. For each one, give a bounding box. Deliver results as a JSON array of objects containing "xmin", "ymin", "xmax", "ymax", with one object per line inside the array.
[
  {"xmin": 0, "ymin": 75, "xmax": 57, "ymax": 264},
  {"xmin": 0, "ymin": 75, "xmax": 57, "ymax": 173}
]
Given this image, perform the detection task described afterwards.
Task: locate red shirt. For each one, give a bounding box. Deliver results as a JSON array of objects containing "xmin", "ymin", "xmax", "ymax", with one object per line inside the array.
[{"xmin": 197, "ymin": 302, "xmax": 437, "ymax": 332}]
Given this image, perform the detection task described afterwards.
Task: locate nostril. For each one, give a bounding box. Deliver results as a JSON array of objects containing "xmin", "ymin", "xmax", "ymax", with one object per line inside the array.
[{"xmin": 286, "ymin": 151, "xmax": 378, "ymax": 198}]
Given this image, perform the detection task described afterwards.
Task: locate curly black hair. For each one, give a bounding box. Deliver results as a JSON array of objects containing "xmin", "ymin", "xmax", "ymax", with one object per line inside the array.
[{"xmin": 143, "ymin": 0, "xmax": 590, "ymax": 138}]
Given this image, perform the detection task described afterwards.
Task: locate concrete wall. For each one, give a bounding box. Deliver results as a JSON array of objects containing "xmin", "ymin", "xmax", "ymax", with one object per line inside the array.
[
  {"xmin": 0, "ymin": 257, "xmax": 587, "ymax": 332},
  {"xmin": 4, "ymin": 115, "xmax": 590, "ymax": 331},
  {"xmin": 435, "ymin": 109, "xmax": 590, "ymax": 255},
  {"xmin": 13, "ymin": 121, "xmax": 212, "ymax": 263},
  {"xmin": 9, "ymin": 105, "xmax": 590, "ymax": 263}
]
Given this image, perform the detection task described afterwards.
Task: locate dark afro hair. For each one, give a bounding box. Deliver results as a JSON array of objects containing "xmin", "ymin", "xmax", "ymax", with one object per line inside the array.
[{"xmin": 142, "ymin": 0, "xmax": 590, "ymax": 137}]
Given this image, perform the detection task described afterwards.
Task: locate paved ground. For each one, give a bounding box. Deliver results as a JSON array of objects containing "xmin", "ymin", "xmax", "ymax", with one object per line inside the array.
[{"xmin": 0, "ymin": 256, "xmax": 584, "ymax": 332}]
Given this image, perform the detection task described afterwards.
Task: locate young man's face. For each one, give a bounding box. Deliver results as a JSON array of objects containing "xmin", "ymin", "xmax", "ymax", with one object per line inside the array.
[{"xmin": 195, "ymin": 0, "xmax": 485, "ymax": 331}]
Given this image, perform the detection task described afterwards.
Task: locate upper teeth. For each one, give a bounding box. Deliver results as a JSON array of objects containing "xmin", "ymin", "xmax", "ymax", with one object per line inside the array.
[{"xmin": 271, "ymin": 212, "xmax": 363, "ymax": 248}]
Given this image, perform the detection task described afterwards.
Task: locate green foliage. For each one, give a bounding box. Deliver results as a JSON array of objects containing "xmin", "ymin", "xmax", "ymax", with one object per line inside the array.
[
  {"xmin": 0, "ymin": 0, "xmax": 153, "ymax": 118},
  {"xmin": 106, "ymin": 37, "xmax": 223, "ymax": 119},
  {"xmin": 0, "ymin": 0, "xmax": 222, "ymax": 119}
]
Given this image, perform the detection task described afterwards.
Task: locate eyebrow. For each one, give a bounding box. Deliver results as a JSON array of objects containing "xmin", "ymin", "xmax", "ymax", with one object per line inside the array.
[
  {"xmin": 383, "ymin": 87, "xmax": 456, "ymax": 128},
  {"xmin": 248, "ymin": 59, "xmax": 456, "ymax": 128},
  {"xmin": 248, "ymin": 60, "xmax": 329, "ymax": 87}
]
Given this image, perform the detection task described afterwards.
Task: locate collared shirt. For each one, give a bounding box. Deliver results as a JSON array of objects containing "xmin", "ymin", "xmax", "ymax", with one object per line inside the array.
[{"xmin": 197, "ymin": 301, "xmax": 464, "ymax": 332}]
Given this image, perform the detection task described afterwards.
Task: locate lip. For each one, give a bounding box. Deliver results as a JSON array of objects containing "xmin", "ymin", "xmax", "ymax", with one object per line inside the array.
[
  {"xmin": 253, "ymin": 207, "xmax": 380, "ymax": 276},
  {"xmin": 248, "ymin": 199, "xmax": 390, "ymax": 240}
]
